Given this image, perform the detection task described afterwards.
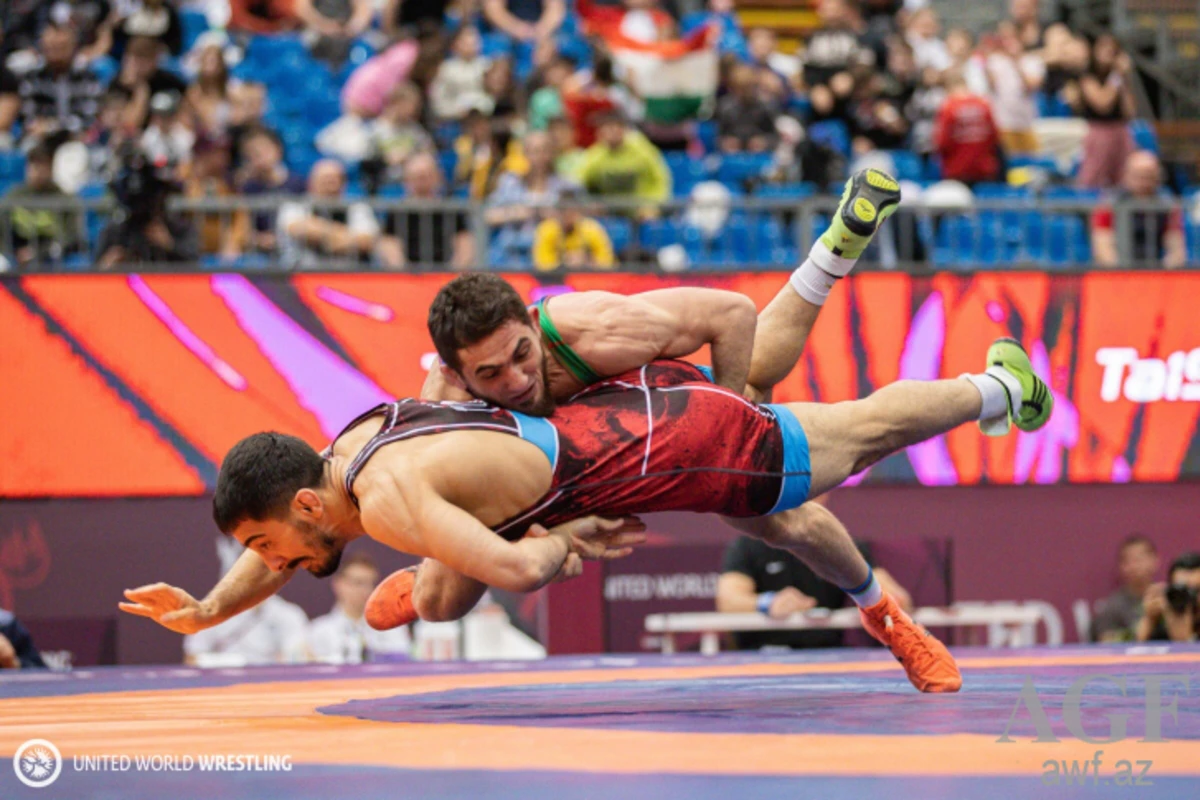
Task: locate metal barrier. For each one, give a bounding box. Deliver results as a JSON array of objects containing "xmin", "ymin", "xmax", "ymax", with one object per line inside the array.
[
  {"xmin": 643, "ymin": 601, "xmax": 1067, "ymax": 655},
  {"xmin": 0, "ymin": 193, "xmax": 1194, "ymax": 272}
]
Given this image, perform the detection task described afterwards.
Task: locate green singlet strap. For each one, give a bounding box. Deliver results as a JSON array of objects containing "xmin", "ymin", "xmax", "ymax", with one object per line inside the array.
[{"xmin": 536, "ymin": 299, "xmax": 602, "ymax": 385}]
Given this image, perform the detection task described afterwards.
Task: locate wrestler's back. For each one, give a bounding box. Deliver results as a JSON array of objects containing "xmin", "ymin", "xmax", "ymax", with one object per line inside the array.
[{"xmin": 332, "ymin": 417, "xmax": 553, "ymax": 533}]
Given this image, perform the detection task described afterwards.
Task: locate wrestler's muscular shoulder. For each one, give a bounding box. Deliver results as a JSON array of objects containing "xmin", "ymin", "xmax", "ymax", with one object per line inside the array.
[
  {"xmin": 547, "ymin": 291, "xmax": 676, "ymax": 381},
  {"xmin": 346, "ymin": 445, "xmax": 430, "ymax": 557}
]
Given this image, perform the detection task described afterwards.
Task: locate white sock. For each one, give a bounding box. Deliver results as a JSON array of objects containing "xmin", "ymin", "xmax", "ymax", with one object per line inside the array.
[
  {"xmin": 961, "ymin": 367, "xmax": 1023, "ymax": 433},
  {"xmin": 789, "ymin": 240, "xmax": 859, "ymax": 306},
  {"xmin": 844, "ymin": 568, "xmax": 883, "ymax": 609}
]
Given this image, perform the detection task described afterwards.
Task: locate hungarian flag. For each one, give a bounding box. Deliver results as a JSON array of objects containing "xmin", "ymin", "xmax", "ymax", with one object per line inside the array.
[{"xmin": 577, "ymin": 0, "xmax": 719, "ymax": 124}]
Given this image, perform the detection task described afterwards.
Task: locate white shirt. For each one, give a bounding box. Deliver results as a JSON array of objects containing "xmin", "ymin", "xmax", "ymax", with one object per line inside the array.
[
  {"xmin": 306, "ymin": 607, "xmax": 412, "ymax": 664},
  {"xmin": 907, "ymin": 33, "xmax": 951, "ymax": 73},
  {"xmin": 276, "ymin": 200, "xmax": 380, "ymax": 268},
  {"xmin": 429, "ymin": 58, "xmax": 493, "ymax": 120},
  {"xmin": 985, "ymin": 52, "xmax": 1045, "ymax": 132},
  {"xmin": 183, "ymin": 596, "xmax": 309, "ymax": 666}
]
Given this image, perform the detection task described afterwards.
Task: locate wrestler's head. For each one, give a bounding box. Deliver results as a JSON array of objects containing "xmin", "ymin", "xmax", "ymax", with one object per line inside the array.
[
  {"xmin": 428, "ymin": 273, "xmax": 555, "ymax": 416},
  {"xmin": 213, "ymin": 433, "xmax": 347, "ymax": 578}
]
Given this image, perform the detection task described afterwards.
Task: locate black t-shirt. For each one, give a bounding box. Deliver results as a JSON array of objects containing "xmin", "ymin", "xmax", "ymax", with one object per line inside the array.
[
  {"xmin": 803, "ymin": 29, "xmax": 880, "ymax": 88},
  {"xmin": 392, "ymin": 0, "xmax": 450, "ymax": 29},
  {"xmin": 385, "ymin": 207, "xmax": 469, "ymax": 266},
  {"xmin": 0, "ymin": 65, "xmax": 19, "ymax": 95},
  {"xmin": 0, "ymin": 609, "xmax": 46, "ymax": 668},
  {"xmin": 722, "ymin": 535, "xmax": 873, "ymax": 650},
  {"xmin": 1080, "ymin": 68, "xmax": 1127, "ymax": 122}
]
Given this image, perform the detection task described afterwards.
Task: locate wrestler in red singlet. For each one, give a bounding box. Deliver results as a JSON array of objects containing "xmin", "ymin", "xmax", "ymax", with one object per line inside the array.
[{"xmin": 332, "ymin": 361, "xmax": 809, "ymax": 540}]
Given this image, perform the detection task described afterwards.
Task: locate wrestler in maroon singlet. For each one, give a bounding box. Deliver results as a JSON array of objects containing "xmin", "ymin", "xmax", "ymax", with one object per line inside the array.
[{"xmin": 331, "ymin": 361, "xmax": 798, "ymax": 540}]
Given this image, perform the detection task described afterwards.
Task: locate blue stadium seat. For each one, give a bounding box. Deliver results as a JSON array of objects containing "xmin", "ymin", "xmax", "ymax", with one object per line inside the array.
[
  {"xmin": 666, "ymin": 152, "xmax": 709, "ymax": 197},
  {"xmin": 180, "ymin": 9, "xmax": 210, "ymax": 53},
  {"xmin": 1008, "ymin": 155, "xmax": 1061, "ymax": 176},
  {"xmin": 922, "ymin": 156, "xmax": 943, "ymax": 182},
  {"xmin": 808, "ymin": 120, "xmax": 850, "ymax": 157},
  {"xmin": 718, "ymin": 218, "xmax": 753, "ymax": 261},
  {"xmin": 599, "ymin": 217, "xmax": 632, "ymax": 254},
  {"xmin": 557, "ymin": 32, "xmax": 593, "ymax": 69},
  {"xmin": 1043, "ymin": 215, "xmax": 1090, "ymax": 266},
  {"xmin": 1129, "ymin": 119, "xmax": 1158, "ymax": 154},
  {"xmin": 715, "ymin": 153, "xmax": 772, "ymax": 187},
  {"xmin": 434, "ymin": 122, "xmax": 461, "ymax": 149},
  {"xmin": 696, "ymin": 120, "xmax": 717, "ymax": 154},
  {"xmin": 754, "ymin": 182, "xmax": 816, "ymax": 199},
  {"xmin": 888, "ymin": 150, "xmax": 923, "ymax": 182},
  {"xmin": 1040, "ymin": 185, "xmax": 1102, "ymax": 201},
  {"xmin": 438, "ymin": 151, "xmax": 458, "ymax": 181},
  {"xmin": 90, "ymin": 56, "xmax": 118, "ymax": 85},
  {"xmin": 973, "ymin": 183, "xmax": 1029, "ymax": 199},
  {"xmin": 1035, "ymin": 93, "xmax": 1074, "ymax": 118},
  {"xmin": 0, "ymin": 152, "xmax": 26, "ymax": 180},
  {"xmin": 787, "ymin": 95, "xmax": 812, "ymax": 119},
  {"xmin": 482, "ymin": 32, "xmax": 512, "ymax": 59},
  {"xmin": 639, "ymin": 218, "xmax": 680, "ymax": 250}
]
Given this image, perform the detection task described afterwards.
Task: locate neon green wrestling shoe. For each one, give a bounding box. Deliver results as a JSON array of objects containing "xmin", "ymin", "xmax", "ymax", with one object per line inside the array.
[
  {"xmin": 983, "ymin": 337, "xmax": 1054, "ymax": 436},
  {"xmin": 818, "ymin": 168, "xmax": 902, "ymax": 259}
]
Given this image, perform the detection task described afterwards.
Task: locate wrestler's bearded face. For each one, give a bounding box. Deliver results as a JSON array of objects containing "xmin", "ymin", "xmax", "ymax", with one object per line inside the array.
[
  {"xmin": 452, "ymin": 321, "xmax": 556, "ymax": 416},
  {"xmin": 234, "ymin": 516, "xmax": 345, "ymax": 579}
]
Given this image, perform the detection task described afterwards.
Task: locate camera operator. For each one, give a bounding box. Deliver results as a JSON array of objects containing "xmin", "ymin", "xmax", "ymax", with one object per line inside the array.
[
  {"xmin": 1136, "ymin": 552, "xmax": 1200, "ymax": 643},
  {"xmin": 97, "ymin": 141, "xmax": 197, "ymax": 269}
]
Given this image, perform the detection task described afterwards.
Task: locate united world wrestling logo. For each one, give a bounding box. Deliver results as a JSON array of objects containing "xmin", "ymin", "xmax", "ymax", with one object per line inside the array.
[{"xmin": 13, "ymin": 739, "xmax": 62, "ymax": 789}]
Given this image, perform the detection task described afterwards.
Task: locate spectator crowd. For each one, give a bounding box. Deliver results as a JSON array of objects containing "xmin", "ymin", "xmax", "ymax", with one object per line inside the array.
[{"xmin": 0, "ymin": 0, "xmax": 1192, "ymax": 271}]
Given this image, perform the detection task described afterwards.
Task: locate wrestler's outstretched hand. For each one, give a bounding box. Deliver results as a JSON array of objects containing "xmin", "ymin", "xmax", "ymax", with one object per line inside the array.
[
  {"xmin": 119, "ymin": 583, "xmax": 218, "ymax": 634},
  {"xmin": 530, "ymin": 515, "xmax": 648, "ymax": 561}
]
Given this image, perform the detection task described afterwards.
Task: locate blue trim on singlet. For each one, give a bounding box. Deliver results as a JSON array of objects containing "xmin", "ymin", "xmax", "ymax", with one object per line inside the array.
[
  {"xmin": 694, "ymin": 364, "xmax": 715, "ymax": 383},
  {"xmin": 509, "ymin": 410, "xmax": 559, "ymax": 472},
  {"xmin": 764, "ymin": 404, "xmax": 812, "ymax": 514}
]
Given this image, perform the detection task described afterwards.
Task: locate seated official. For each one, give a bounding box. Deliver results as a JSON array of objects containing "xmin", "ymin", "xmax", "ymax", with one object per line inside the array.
[{"xmin": 717, "ymin": 531, "xmax": 913, "ymax": 650}]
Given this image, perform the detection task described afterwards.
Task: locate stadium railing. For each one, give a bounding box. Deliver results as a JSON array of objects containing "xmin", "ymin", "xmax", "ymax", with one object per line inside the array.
[
  {"xmin": 644, "ymin": 601, "xmax": 1067, "ymax": 655},
  {"xmin": 0, "ymin": 195, "xmax": 1194, "ymax": 272}
]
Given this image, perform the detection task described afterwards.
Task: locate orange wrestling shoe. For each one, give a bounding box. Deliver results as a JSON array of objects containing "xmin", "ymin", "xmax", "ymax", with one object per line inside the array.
[
  {"xmin": 365, "ymin": 566, "xmax": 419, "ymax": 630},
  {"xmin": 860, "ymin": 593, "xmax": 962, "ymax": 693}
]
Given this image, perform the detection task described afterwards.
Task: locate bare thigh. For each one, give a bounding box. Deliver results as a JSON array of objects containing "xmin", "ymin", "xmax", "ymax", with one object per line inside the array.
[
  {"xmin": 783, "ymin": 401, "xmax": 875, "ymax": 499},
  {"xmin": 412, "ymin": 558, "xmax": 490, "ymax": 622}
]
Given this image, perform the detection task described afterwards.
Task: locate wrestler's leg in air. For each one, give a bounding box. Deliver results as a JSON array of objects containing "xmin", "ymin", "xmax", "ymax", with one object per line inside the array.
[
  {"xmin": 366, "ymin": 559, "xmax": 488, "ymax": 631},
  {"xmin": 736, "ymin": 339, "xmax": 1052, "ymax": 692},
  {"xmin": 745, "ymin": 169, "xmax": 901, "ymax": 401},
  {"xmin": 787, "ymin": 338, "xmax": 1052, "ymax": 500}
]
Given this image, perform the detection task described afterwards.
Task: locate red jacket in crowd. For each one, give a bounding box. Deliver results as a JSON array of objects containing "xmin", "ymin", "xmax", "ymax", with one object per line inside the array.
[{"xmin": 933, "ymin": 91, "xmax": 1001, "ymax": 184}]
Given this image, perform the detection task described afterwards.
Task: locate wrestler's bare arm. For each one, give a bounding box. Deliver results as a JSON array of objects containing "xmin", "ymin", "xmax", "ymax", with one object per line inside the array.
[
  {"xmin": 120, "ymin": 549, "xmax": 294, "ymax": 634},
  {"xmin": 358, "ymin": 476, "xmax": 576, "ymax": 592},
  {"xmin": 420, "ymin": 362, "xmax": 475, "ymax": 403},
  {"xmin": 552, "ymin": 289, "xmax": 757, "ymax": 392}
]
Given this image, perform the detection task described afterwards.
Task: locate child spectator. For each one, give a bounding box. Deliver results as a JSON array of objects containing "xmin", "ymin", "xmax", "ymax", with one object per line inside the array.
[
  {"xmin": 429, "ymin": 26, "xmax": 492, "ymax": 120},
  {"xmin": 933, "ymin": 69, "xmax": 1001, "ymax": 185}
]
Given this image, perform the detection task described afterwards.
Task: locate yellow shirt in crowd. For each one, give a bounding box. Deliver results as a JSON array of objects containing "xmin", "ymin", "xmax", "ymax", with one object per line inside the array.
[{"xmin": 532, "ymin": 217, "xmax": 615, "ymax": 271}]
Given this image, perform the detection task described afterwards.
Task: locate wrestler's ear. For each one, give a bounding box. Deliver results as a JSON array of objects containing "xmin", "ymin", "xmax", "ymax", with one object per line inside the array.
[
  {"xmin": 440, "ymin": 362, "xmax": 467, "ymax": 390},
  {"xmin": 293, "ymin": 488, "xmax": 323, "ymax": 519}
]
